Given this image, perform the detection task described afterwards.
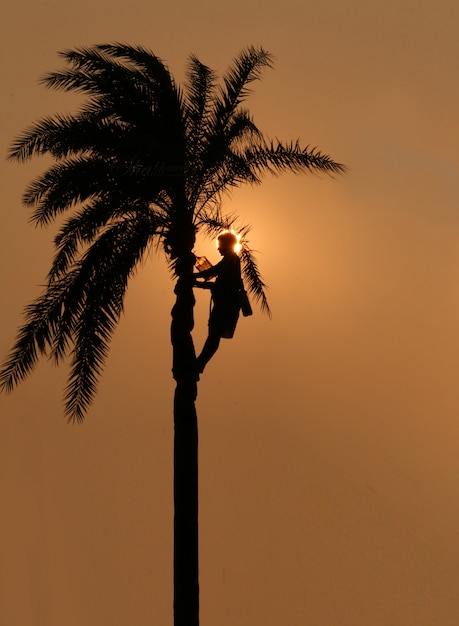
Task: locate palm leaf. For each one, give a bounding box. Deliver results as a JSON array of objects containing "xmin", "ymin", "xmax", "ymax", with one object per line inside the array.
[
  {"xmin": 0, "ymin": 270, "xmax": 82, "ymax": 393},
  {"xmin": 49, "ymin": 199, "xmax": 164, "ymax": 281},
  {"xmin": 244, "ymin": 139, "xmax": 347, "ymax": 177},
  {"xmin": 212, "ymin": 46, "xmax": 274, "ymax": 130},
  {"xmin": 62, "ymin": 213, "xmax": 154, "ymax": 420},
  {"xmin": 23, "ymin": 156, "xmax": 114, "ymax": 222},
  {"xmin": 239, "ymin": 244, "xmax": 271, "ymax": 316}
]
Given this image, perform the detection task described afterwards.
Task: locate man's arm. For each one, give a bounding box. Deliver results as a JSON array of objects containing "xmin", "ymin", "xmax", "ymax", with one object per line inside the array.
[{"xmin": 194, "ymin": 257, "xmax": 225, "ymax": 280}]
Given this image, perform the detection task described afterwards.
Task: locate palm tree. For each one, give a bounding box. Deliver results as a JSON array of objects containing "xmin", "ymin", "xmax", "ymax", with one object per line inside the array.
[{"xmin": 0, "ymin": 43, "xmax": 345, "ymax": 626}]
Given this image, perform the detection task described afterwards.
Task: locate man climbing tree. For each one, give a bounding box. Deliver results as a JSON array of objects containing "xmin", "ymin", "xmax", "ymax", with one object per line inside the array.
[{"xmin": 194, "ymin": 231, "xmax": 246, "ymax": 375}]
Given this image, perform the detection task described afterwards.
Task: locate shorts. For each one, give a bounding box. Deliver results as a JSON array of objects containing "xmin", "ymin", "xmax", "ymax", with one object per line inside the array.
[{"xmin": 209, "ymin": 301, "xmax": 240, "ymax": 339}]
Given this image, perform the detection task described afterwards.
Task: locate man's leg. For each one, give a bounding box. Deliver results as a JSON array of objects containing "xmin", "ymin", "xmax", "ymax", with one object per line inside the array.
[{"xmin": 196, "ymin": 329, "xmax": 221, "ymax": 374}]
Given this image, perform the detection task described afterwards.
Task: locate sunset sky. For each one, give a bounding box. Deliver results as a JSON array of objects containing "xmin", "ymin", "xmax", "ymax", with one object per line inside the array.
[{"xmin": 1, "ymin": 1, "xmax": 459, "ymax": 625}]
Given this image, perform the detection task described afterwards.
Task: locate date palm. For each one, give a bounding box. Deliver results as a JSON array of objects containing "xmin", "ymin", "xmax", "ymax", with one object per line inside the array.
[{"xmin": 0, "ymin": 43, "xmax": 345, "ymax": 626}]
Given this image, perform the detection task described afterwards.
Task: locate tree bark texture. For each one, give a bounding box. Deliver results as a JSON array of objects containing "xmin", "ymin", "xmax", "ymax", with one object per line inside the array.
[{"xmin": 171, "ymin": 272, "xmax": 199, "ymax": 626}]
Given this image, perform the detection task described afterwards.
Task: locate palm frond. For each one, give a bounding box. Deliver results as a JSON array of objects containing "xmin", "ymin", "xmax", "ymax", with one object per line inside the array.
[
  {"xmin": 23, "ymin": 148, "xmax": 178, "ymax": 227},
  {"xmin": 184, "ymin": 55, "xmax": 217, "ymax": 155},
  {"xmin": 49, "ymin": 199, "xmax": 164, "ymax": 281},
  {"xmin": 23, "ymin": 156, "xmax": 114, "ymax": 222},
  {"xmin": 195, "ymin": 210, "xmax": 232, "ymax": 236},
  {"xmin": 96, "ymin": 43, "xmax": 175, "ymax": 87},
  {"xmin": 212, "ymin": 46, "xmax": 274, "ymax": 128},
  {"xmin": 40, "ymin": 65, "xmax": 96, "ymax": 95},
  {"xmin": 8, "ymin": 113, "xmax": 130, "ymax": 162},
  {"xmin": 0, "ymin": 271, "xmax": 82, "ymax": 393},
  {"xmin": 188, "ymin": 47, "xmax": 272, "ymax": 202},
  {"xmin": 0, "ymin": 212, "xmax": 154, "ymax": 418},
  {"xmin": 244, "ymin": 139, "xmax": 347, "ymax": 177},
  {"xmin": 239, "ymin": 244, "xmax": 271, "ymax": 317},
  {"xmin": 62, "ymin": 213, "xmax": 153, "ymax": 421},
  {"xmin": 42, "ymin": 45, "xmax": 179, "ymax": 135},
  {"xmin": 225, "ymin": 110, "xmax": 263, "ymax": 147},
  {"xmin": 96, "ymin": 44, "xmax": 186, "ymax": 154},
  {"xmin": 44, "ymin": 45, "xmax": 150, "ymax": 98},
  {"xmin": 190, "ymin": 109, "xmax": 263, "ymax": 192},
  {"xmin": 63, "ymin": 277, "xmax": 120, "ymax": 422}
]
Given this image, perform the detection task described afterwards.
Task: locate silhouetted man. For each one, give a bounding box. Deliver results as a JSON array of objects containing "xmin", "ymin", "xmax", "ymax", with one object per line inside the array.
[{"xmin": 194, "ymin": 232, "xmax": 242, "ymax": 374}]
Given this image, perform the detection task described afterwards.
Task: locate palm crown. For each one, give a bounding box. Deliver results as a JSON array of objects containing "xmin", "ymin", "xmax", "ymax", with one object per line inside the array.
[{"xmin": 1, "ymin": 43, "xmax": 345, "ymax": 421}]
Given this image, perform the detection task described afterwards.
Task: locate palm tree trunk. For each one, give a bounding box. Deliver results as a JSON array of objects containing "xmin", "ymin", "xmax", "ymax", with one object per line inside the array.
[{"xmin": 171, "ymin": 271, "xmax": 199, "ymax": 626}]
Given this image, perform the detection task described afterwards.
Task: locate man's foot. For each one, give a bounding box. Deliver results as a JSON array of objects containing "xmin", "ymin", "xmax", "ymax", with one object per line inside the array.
[{"xmin": 195, "ymin": 357, "xmax": 205, "ymax": 377}]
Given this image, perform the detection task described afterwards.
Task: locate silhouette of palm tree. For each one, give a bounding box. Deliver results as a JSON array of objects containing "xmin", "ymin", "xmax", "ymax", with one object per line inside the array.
[{"xmin": 0, "ymin": 44, "xmax": 345, "ymax": 626}]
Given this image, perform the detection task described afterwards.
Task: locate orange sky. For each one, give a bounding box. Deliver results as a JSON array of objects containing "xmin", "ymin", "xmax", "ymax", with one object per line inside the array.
[{"xmin": 1, "ymin": 1, "xmax": 459, "ymax": 625}]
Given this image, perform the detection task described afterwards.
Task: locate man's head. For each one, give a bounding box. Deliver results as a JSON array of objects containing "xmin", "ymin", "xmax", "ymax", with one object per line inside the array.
[{"xmin": 217, "ymin": 231, "xmax": 238, "ymax": 254}]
